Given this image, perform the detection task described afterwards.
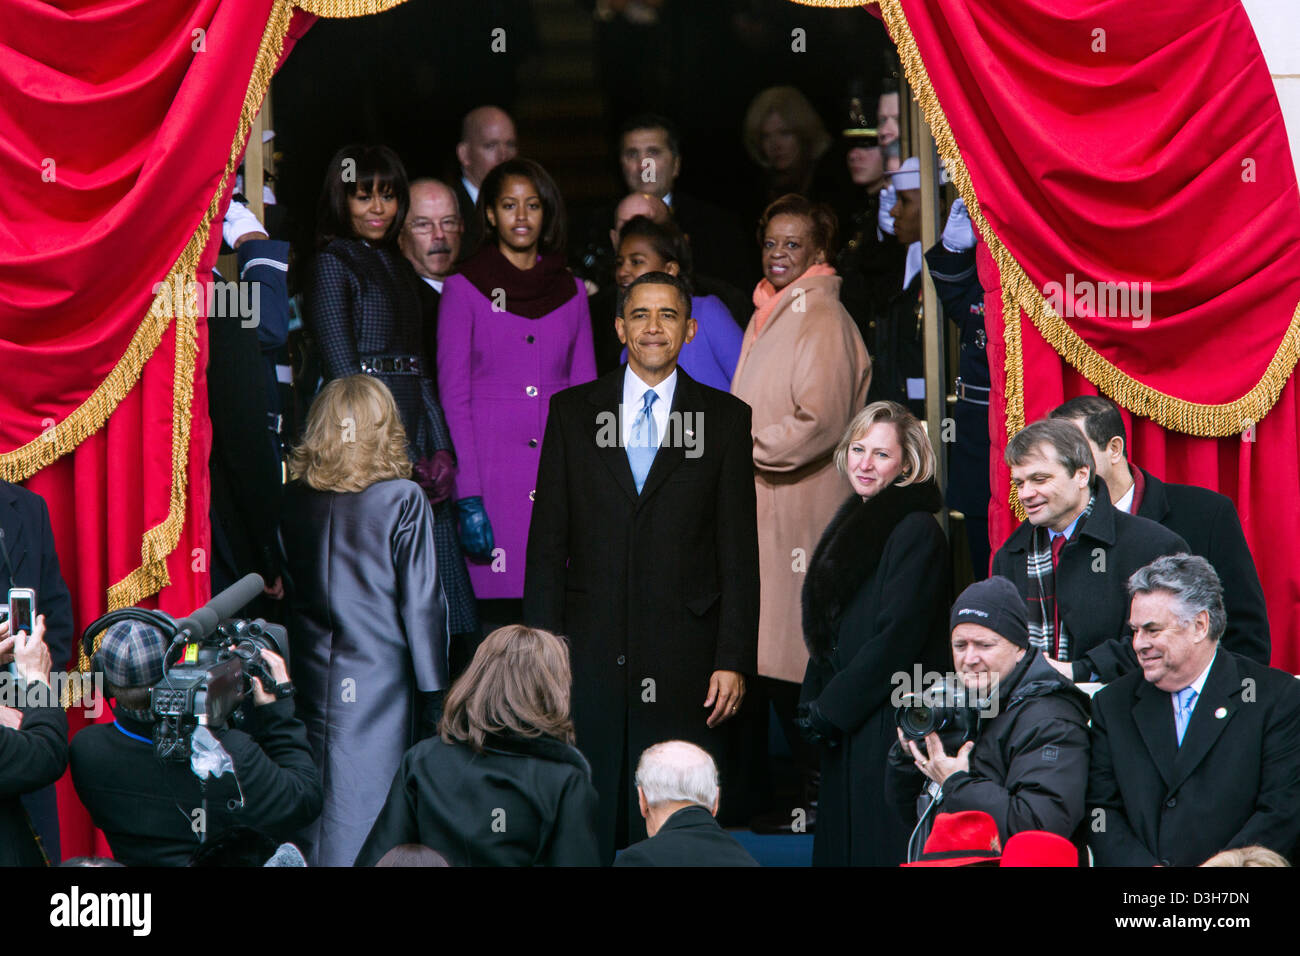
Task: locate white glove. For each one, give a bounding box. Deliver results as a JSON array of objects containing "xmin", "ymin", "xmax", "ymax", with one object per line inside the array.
[{"xmin": 941, "ymin": 197, "xmax": 975, "ymax": 253}]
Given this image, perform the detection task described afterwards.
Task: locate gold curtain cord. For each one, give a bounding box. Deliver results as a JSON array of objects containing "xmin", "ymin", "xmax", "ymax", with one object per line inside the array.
[{"xmin": 792, "ymin": 0, "xmax": 1300, "ymax": 440}]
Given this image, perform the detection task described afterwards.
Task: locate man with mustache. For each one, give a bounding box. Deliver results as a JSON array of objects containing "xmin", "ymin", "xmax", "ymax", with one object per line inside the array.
[{"xmin": 399, "ymin": 178, "xmax": 463, "ymax": 387}]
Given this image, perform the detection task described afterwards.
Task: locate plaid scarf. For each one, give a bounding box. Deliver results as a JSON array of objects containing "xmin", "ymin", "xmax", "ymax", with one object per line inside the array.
[{"xmin": 1026, "ymin": 494, "xmax": 1095, "ymax": 660}]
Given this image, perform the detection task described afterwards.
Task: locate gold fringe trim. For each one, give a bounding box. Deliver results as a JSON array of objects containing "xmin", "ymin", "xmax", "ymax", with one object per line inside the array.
[
  {"xmin": 1002, "ymin": 278, "xmax": 1027, "ymax": 523},
  {"xmin": 58, "ymin": 0, "xmax": 408, "ymax": 707},
  {"xmin": 793, "ymin": 0, "xmax": 1300, "ymax": 438}
]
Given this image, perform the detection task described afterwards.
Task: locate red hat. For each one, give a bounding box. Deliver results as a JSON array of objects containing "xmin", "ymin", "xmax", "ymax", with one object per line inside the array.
[
  {"xmin": 901, "ymin": 811, "xmax": 1002, "ymax": 867},
  {"xmin": 999, "ymin": 830, "xmax": 1078, "ymax": 867}
]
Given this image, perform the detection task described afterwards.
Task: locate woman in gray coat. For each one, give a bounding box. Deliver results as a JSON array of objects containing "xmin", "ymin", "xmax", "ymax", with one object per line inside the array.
[{"xmin": 282, "ymin": 374, "xmax": 449, "ymax": 866}]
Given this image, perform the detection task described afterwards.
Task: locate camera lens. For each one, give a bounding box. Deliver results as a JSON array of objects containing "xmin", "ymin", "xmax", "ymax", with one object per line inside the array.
[{"xmin": 897, "ymin": 703, "xmax": 934, "ymax": 739}]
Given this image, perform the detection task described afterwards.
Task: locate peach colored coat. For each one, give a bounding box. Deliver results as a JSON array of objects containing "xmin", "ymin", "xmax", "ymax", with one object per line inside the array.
[{"xmin": 731, "ymin": 274, "xmax": 871, "ymax": 683}]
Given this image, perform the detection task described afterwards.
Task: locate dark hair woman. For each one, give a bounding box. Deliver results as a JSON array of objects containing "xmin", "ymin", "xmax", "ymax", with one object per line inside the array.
[
  {"xmin": 436, "ymin": 158, "xmax": 595, "ymax": 635},
  {"xmin": 355, "ymin": 626, "xmax": 600, "ymax": 867},
  {"xmin": 798, "ymin": 402, "xmax": 951, "ymax": 866},
  {"xmin": 612, "ymin": 216, "xmax": 744, "ymax": 392},
  {"xmin": 304, "ymin": 144, "xmax": 477, "ymax": 641}
]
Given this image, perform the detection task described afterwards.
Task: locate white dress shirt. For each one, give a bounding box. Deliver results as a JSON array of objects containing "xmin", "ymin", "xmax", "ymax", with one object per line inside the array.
[
  {"xmin": 421, "ymin": 276, "xmax": 445, "ymax": 294},
  {"xmin": 622, "ymin": 366, "xmax": 676, "ymax": 450},
  {"xmin": 1115, "ymin": 480, "xmax": 1136, "ymax": 515},
  {"xmin": 461, "ymin": 175, "xmax": 479, "ymax": 206},
  {"xmin": 1171, "ymin": 651, "xmax": 1216, "ymax": 724}
]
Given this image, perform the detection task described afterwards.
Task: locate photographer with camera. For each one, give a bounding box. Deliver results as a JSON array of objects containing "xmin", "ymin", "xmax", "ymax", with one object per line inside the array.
[
  {"xmin": 886, "ymin": 577, "xmax": 1091, "ymax": 859},
  {"xmin": 0, "ymin": 615, "xmax": 67, "ymax": 865},
  {"xmin": 69, "ymin": 618, "xmax": 323, "ymax": 866}
]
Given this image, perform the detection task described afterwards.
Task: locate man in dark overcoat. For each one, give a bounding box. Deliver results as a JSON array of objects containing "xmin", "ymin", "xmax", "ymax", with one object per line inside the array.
[
  {"xmin": 1088, "ymin": 554, "xmax": 1300, "ymax": 866},
  {"xmin": 524, "ymin": 271, "xmax": 759, "ymax": 863}
]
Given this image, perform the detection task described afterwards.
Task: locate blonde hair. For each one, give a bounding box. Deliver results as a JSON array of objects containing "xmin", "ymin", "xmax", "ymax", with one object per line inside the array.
[
  {"xmin": 1201, "ymin": 846, "xmax": 1290, "ymax": 868},
  {"xmin": 743, "ymin": 86, "xmax": 831, "ymax": 169},
  {"xmin": 834, "ymin": 401, "xmax": 935, "ymax": 486},
  {"xmin": 440, "ymin": 625, "xmax": 576, "ymax": 751},
  {"xmin": 288, "ymin": 375, "xmax": 412, "ymax": 492}
]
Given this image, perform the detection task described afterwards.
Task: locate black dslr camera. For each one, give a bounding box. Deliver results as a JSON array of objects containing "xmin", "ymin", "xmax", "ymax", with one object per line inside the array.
[
  {"xmin": 151, "ymin": 617, "xmax": 289, "ymax": 761},
  {"xmin": 894, "ymin": 680, "xmax": 981, "ymax": 754}
]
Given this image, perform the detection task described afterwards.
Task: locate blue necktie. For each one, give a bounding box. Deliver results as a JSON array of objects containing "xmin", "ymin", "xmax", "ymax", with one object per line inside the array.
[
  {"xmin": 627, "ymin": 389, "xmax": 659, "ymax": 494},
  {"xmin": 1174, "ymin": 687, "xmax": 1198, "ymax": 746}
]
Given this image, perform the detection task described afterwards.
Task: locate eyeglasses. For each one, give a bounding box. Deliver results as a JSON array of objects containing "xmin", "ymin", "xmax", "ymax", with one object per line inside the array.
[{"xmin": 407, "ymin": 217, "xmax": 463, "ymax": 235}]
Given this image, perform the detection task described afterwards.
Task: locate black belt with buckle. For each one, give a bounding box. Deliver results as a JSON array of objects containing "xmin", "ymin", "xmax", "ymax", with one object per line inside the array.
[
  {"xmin": 360, "ymin": 354, "xmax": 423, "ymax": 375},
  {"xmin": 954, "ymin": 376, "xmax": 991, "ymax": 406}
]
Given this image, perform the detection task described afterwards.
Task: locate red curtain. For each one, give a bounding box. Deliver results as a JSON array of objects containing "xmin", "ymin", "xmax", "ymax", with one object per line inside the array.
[
  {"xmin": 0, "ymin": 0, "xmax": 326, "ymax": 857},
  {"xmin": 863, "ymin": 0, "xmax": 1300, "ymax": 668}
]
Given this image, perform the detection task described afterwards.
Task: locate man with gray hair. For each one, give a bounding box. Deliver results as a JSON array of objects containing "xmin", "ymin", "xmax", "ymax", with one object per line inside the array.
[
  {"xmin": 992, "ymin": 418, "xmax": 1186, "ymax": 683},
  {"xmin": 1087, "ymin": 554, "xmax": 1300, "ymax": 866},
  {"xmin": 614, "ymin": 741, "xmax": 758, "ymax": 867}
]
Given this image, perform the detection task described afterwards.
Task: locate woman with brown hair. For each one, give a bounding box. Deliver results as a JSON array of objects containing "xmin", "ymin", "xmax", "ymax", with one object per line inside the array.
[
  {"xmin": 281, "ymin": 374, "xmax": 450, "ymax": 867},
  {"xmin": 355, "ymin": 625, "xmax": 600, "ymax": 867}
]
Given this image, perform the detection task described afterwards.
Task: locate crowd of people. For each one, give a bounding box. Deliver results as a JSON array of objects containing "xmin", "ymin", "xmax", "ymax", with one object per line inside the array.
[{"xmin": 0, "ymin": 85, "xmax": 1292, "ymax": 869}]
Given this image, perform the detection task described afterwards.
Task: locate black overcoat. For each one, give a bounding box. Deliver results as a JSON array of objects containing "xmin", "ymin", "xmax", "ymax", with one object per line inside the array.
[
  {"xmin": 1135, "ymin": 466, "xmax": 1270, "ymax": 664},
  {"xmin": 1087, "ymin": 649, "xmax": 1300, "ymax": 866},
  {"xmin": 993, "ymin": 478, "xmax": 1189, "ymax": 682},
  {"xmin": 523, "ymin": 368, "xmax": 759, "ymax": 863},
  {"xmin": 800, "ymin": 481, "xmax": 951, "ymax": 866}
]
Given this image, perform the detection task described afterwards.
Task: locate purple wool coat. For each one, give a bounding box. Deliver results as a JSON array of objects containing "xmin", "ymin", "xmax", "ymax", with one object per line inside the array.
[{"xmin": 437, "ymin": 272, "xmax": 597, "ymax": 598}]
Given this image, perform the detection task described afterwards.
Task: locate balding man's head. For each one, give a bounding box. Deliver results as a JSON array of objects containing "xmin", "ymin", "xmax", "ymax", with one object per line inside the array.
[
  {"xmin": 635, "ymin": 740, "xmax": 719, "ymax": 835},
  {"xmin": 400, "ymin": 178, "xmax": 462, "ymax": 281},
  {"xmin": 457, "ymin": 106, "xmax": 518, "ymax": 188},
  {"xmin": 611, "ymin": 193, "xmax": 671, "ymax": 249}
]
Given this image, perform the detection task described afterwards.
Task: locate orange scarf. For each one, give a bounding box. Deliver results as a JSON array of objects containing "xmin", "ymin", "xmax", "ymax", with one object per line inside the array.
[{"xmin": 750, "ymin": 263, "xmax": 838, "ymax": 336}]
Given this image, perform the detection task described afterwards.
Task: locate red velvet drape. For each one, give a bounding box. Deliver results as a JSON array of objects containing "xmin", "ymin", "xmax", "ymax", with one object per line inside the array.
[
  {"xmin": 868, "ymin": 0, "xmax": 1300, "ymax": 669},
  {"xmin": 1, "ymin": 0, "xmax": 317, "ymax": 858}
]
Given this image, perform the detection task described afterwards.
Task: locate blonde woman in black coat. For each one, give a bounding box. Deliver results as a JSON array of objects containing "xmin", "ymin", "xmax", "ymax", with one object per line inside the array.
[{"xmin": 797, "ymin": 401, "xmax": 951, "ymax": 866}]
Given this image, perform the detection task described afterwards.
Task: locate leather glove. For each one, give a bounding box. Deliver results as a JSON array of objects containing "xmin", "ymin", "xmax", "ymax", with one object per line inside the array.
[
  {"xmin": 415, "ymin": 451, "xmax": 457, "ymax": 504},
  {"xmin": 456, "ymin": 496, "xmax": 495, "ymax": 561},
  {"xmin": 795, "ymin": 700, "xmax": 842, "ymax": 748}
]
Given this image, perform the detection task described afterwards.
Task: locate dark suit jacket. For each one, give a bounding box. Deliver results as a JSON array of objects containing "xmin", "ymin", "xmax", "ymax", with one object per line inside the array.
[
  {"xmin": 523, "ymin": 367, "xmax": 759, "ymax": 862},
  {"xmin": 993, "ymin": 478, "xmax": 1188, "ymax": 682},
  {"xmin": 1135, "ymin": 466, "xmax": 1269, "ymax": 664},
  {"xmin": 0, "ymin": 481, "xmax": 74, "ymax": 671},
  {"xmin": 0, "ymin": 686, "xmax": 67, "ymax": 866},
  {"xmin": 614, "ymin": 805, "xmax": 759, "ymax": 867},
  {"xmin": 1087, "ymin": 649, "xmax": 1300, "ymax": 866},
  {"xmin": 453, "ymin": 176, "xmax": 485, "ymax": 261}
]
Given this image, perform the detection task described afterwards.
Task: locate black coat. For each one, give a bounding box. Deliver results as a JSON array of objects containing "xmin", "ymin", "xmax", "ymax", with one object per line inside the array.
[
  {"xmin": 613, "ymin": 805, "xmax": 759, "ymax": 867},
  {"xmin": 669, "ymin": 192, "xmax": 759, "ymax": 295},
  {"xmin": 354, "ymin": 732, "xmax": 601, "ymax": 867},
  {"xmin": 0, "ymin": 481, "xmax": 74, "ymax": 671},
  {"xmin": 523, "ymin": 368, "xmax": 759, "ymax": 863},
  {"xmin": 993, "ymin": 479, "xmax": 1189, "ymax": 682},
  {"xmin": 799, "ymin": 481, "xmax": 951, "ymax": 867},
  {"xmin": 0, "ymin": 685, "xmax": 67, "ymax": 866},
  {"xmin": 68, "ymin": 701, "xmax": 323, "ymax": 867},
  {"xmin": 1087, "ymin": 649, "xmax": 1300, "ymax": 866},
  {"xmin": 453, "ymin": 177, "xmax": 485, "ymax": 261},
  {"xmin": 886, "ymin": 648, "xmax": 1091, "ymax": 849},
  {"xmin": 1135, "ymin": 466, "xmax": 1269, "ymax": 664}
]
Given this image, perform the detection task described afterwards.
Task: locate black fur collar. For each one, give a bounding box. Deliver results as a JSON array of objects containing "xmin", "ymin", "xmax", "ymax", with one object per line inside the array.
[{"xmin": 801, "ymin": 479, "xmax": 943, "ymax": 661}]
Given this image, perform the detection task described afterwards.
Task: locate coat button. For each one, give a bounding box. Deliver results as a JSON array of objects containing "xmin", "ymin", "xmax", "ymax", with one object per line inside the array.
[
  {"xmin": 525, "ymin": 385, "xmax": 538, "ymax": 397},
  {"xmin": 526, "ymin": 335, "xmax": 535, "ymax": 343},
  {"xmin": 528, "ymin": 438, "xmax": 538, "ymax": 448},
  {"xmin": 617, "ymin": 655, "xmax": 626, "ymax": 666},
  {"xmin": 528, "ymin": 490, "xmax": 535, "ymax": 501},
  {"xmin": 1165, "ymin": 797, "xmax": 1177, "ymax": 808}
]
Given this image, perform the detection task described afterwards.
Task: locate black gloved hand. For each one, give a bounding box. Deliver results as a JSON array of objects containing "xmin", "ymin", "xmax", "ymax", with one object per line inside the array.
[{"xmin": 795, "ymin": 699, "xmax": 842, "ymax": 748}]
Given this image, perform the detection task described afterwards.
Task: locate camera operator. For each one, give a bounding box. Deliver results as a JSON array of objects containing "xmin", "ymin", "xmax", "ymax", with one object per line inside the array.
[
  {"xmin": 69, "ymin": 619, "xmax": 323, "ymax": 866},
  {"xmin": 886, "ymin": 577, "xmax": 1091, "ymax": 855},
  {"xmin": 0, "ymin": 615, "xmax": 67, "ymax": 865}
]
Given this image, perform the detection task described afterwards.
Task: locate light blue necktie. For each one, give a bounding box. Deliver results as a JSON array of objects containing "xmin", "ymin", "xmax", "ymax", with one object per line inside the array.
[
  {"xmin": 1174, "ymin": 687, "xmax": 1198, "ymax": 746},
  {"xmin": 627, "ymin": 389, "xmax": 659, "ymax": 494}
]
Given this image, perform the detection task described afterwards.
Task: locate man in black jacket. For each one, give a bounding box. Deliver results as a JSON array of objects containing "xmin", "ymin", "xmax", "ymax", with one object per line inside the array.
[
  {"xmin": 1050, "ymin": 395, "xmax": 1269, "ymax": 664},
  {"xmin": 0, "ymin": 617, "xmax": 67, "ymax": 866},
  {"xmin": 993, "ymin": 419, "xmax": 1188, "ymax": 683},
  {"xmin": 1088, "ymin": 554, "xmax": 1300, "ymax": 866},
  {"xmin": 69, "ymin": 620, "xmax": 322, "ymax": 866},
  {"xmin": 615, "ymin": 741, "xmax": 758, "ymax": 867},
  {"xmin": 524, "ymin": 272, "xmax": 759, "ymax": 863},
  {"xmin": 887, "ymin": 577, "xmax": 1090, "ymax": 852}
]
